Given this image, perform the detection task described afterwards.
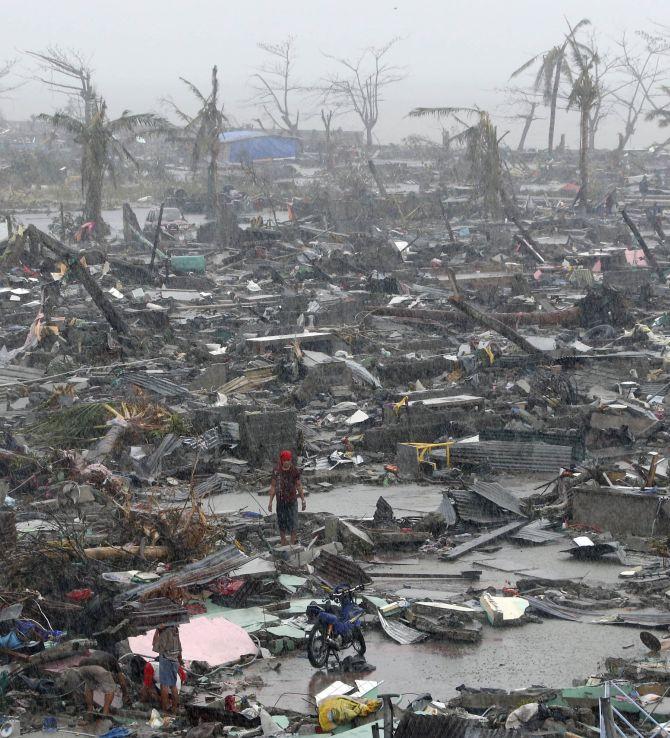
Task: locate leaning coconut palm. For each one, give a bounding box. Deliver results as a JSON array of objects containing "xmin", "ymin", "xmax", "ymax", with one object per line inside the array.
[
  {"xmin": 409, "ymin": 107, "xmax": 508, "ymax": 217},
  {"xmin": 39, "ymin": 101, "xmax": 166, "ymax": 236},
  {"xmin": 511, "ymin": 18, "xmax": 590, "ymax": 152},
  {"xmin": 166, "ymin": 66, "xmax": 227, "ymax": 217},
  {"xmin": 565, "ymin": 30, "xmax": 600, "ymax": 211}
]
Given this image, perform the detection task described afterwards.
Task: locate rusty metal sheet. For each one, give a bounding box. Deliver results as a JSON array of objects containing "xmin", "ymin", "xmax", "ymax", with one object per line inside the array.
[{"xmin": 525, "ymin": 596, "xmax": 670, "ymax": 627}]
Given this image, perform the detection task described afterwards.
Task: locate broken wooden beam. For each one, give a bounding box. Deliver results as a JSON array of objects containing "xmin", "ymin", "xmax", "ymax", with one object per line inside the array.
[
  {"xmin": 82, "ymin": 544, "xmax": 170, "ymax": 561},
  {"xmin": 370, "ymin": 305, "xmax": 581, "ymax": 327},
  {"xmin": 515, "ymin": 235, "xmax": 545, "ymax": 264},
  {"xmin": 501, "ymin": 188, "xmax": 542, "ymax": 253},
  {"xmin": 441, "ymin": 269, "xmax": 545, "ymax": 355},
  {"xmin": 441, "ymin": 520, "xmax": 526, "ymax": 560},
  {"xmin": 448, "ymin": 295, "xmax": 544, "ymax": 355},
  {"xmin": 26, "ymin": 225, "xmax": 129, "ymax": 335}
]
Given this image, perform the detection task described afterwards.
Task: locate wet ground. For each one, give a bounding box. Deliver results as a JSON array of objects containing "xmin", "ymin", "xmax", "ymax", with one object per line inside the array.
[
  {"xmin": 249, "ymin": 620, "xmax": 645, "ymax": 713},
  {"xmin": 14, "ymin": 205, "xmax": 289, "ymax": 239},
  {"xmin": 211, "ymin": 476, "xmax": 654, "ymax": 712}
]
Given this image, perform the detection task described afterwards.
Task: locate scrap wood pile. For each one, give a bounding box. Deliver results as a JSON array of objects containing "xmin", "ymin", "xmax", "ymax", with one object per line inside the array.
[{"xmin": 4, "ymin": 145, "xmax": 670, "ymax": 736}]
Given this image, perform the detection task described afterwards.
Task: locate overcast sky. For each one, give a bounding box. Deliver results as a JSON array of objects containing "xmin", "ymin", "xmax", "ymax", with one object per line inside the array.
[{"xmin": 2, "ymin": 0, "xmax": 669, "ymax": 149}]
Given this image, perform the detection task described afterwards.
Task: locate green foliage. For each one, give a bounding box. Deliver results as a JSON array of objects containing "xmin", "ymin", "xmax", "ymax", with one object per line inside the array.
[
  {"xmin": 39, "ymin": 101, "xmax": 168, "ymax": 227},
  {"xmin": 28, "ymin": 402, "xmax": 110, "ymax": 447},
  {"xmin": 409, "ymin": 107, "xmax": 506, "ymax": 216}
]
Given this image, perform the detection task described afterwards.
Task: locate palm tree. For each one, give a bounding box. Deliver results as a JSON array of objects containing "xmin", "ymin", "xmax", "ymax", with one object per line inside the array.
[
  {"xmin": 40, "ymin": 101, "xmax": 165, "ymax": 235},
  {"xmin": 511, "ymin": 18, "xmax": 590, "ymax": 152},
  {"xmin": 566, "ymin": 33, "xmax": 600, "ymax": 210},
  {"xmin": 409, "ymin": 107, "xmax": 507, "ymax": 217},
  {"xmin": 167, "ymin": 66, "xmax": 227, "ymax": 217}
]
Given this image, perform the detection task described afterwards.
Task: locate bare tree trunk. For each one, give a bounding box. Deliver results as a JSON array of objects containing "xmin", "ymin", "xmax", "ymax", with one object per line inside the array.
[
  {"xmin": 622, "ymin": 207, "xmax": 664, "ymax": 281},
  {"xmin": 617, "ymin": 120, "xmax": 636, "ymax": 153},
  {"xmin": 547, "ymin": 56, "xmax": 563, "ymax": 152},
  {"xmin": 579, "ymin": 106, "xmax": 589, "ymax": 210},
  {"xmin": 588, "ymin": 119, "xmax": 596, "ymax": 151},
  {"xmin": 365, "ymin": 125, "xmax": 373, "ymax": 148},
  {"xmin": 517, "ymin": 104, "xmax": 537, "ymax": 151},
  {"xmin": 83, "ymin": 156, "xmax": 104, "ymax": 228},
  {"xmin": 207, "ymin": 152, "xmax": 218, "ymax": 219},
  {"xmin": 321, "ymin": 110, "xmax": 333, "ymax": 171}
]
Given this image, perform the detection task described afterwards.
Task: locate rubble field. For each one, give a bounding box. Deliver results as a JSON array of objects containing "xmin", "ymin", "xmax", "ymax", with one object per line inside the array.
[{"xmin": 5, "ymin": 133, "xmax": 670, "ymax": 738}]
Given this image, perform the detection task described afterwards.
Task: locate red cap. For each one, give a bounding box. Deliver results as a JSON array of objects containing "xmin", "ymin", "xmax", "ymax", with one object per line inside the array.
[{"xmin": 279, "ymin": 450, "xmax": 292, "ymax": 462}]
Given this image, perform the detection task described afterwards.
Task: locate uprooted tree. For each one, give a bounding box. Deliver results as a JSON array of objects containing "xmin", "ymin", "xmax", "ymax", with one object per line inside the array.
[
  {"xmin": 324, "ymin": 38, "xmax": 403, "ymax": 148},
  {"xmin": 166, "ymin": 65, "xmax": 227, "ymax": 218},
  {"xmin": 251, "ymin": 37, "xmax": 301, "ymax": 134}
]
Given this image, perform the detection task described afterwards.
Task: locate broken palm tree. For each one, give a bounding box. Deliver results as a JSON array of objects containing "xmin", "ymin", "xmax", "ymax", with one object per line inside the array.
[
  {"xmin": 408, "ymin": 107, "xmax": 507, "ymax": 217},
  {"xmin": 28, "ymin": 399, "xmax": 177, "ymax": 462}
]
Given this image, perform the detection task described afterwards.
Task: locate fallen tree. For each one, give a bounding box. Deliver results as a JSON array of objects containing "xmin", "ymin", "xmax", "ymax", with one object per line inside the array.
[{"xmin": 26, "ymin": 225, "xmax": 129, "ymax": 335}]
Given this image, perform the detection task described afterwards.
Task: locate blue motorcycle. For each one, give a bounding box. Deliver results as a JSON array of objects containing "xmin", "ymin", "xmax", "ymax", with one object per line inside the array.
[{"xmin": 306, "ymin": 585, "xmax": 366, "ymax": 668}]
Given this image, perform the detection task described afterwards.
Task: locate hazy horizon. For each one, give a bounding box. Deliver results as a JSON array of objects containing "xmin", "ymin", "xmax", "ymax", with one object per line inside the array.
[{"xmin": 2, "ymin": 0, "xmax": 670, "ymax": 150}]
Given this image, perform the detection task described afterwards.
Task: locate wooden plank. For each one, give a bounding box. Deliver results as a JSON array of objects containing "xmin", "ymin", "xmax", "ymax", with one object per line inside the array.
[{"xmin": 441, "ymin": 520, "xmax": 526, "ymax": 560}]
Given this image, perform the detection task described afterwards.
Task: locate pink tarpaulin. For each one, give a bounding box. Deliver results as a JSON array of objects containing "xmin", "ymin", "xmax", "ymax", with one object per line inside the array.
[
  {"xmin": 625, "ymin": 249, "xmax": 647, "ymax": 266},
  {"xmin": 129, "ymin": 616, "xmax": 257, "ymax": 666}
]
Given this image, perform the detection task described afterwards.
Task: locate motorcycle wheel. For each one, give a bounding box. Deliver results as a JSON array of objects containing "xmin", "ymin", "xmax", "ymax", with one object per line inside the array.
[
  {"xmin": 307, "ymin": 624, "xmax": 330, "ymax": 668},
  {"xmin": 352, "ymin": 627, "xmax": 366, "ymax": 656}
]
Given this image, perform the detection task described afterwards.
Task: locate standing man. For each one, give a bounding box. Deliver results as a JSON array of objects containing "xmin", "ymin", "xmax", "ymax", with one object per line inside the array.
[
  {"xmin": 268, "ymin": 450, "xmax": 305, "ymax": 545},
  {"xmin": 152, "ymin": 623, "xmax": 182, "ymax": 714}
]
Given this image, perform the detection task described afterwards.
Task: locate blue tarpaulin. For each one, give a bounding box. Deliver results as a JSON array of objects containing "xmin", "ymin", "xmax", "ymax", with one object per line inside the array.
[{"xmin": 219, "ymin": 130, "xmax": 299, "ymax": 162}]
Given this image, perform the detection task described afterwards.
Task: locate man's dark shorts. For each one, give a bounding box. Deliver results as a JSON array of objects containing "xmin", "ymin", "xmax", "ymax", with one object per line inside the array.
[
  {"xmin": 277, "ymin": 500, "xmax": 298, "ymax": 533},
  {"xmin": 158, "ymin": 655, "xmax": 179, "ymax": 687}
]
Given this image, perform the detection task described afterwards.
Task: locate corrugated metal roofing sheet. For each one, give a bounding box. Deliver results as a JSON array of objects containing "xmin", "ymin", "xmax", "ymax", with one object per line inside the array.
[
  {"xmin": 473, "ymin": 480, "xmax": 524, "ymax": 516},
  {"xmin": 395, "ymin": 714, "xmax": 524, "ymax": 738},
  {"xmin": 115, "ymin": 544, "xmax": 249, "ymax": 605},
  {"xmin": 511, "ymin": 519, "xmax": 565, "ymax": 544},
  {"xmin": 378, "ymin": 610, "xmax": 427, "ymax": 645},
  {"xmin": 525, "ymin": 596, "xmax": 670, "ymax": 626},
  {"xmin": 0, "ymin": 365, "xmax": 45, "ymax": 385},
  {"xmin": 449, "ymin": 489, "xmax": 514, "ymax": 525},
  {"xmin": 312, "ymin": 550, "xmax": 372, "ymax": 588},
  {"xmin": 124, "ymin": 372, "xmax": 192, "ymax": 398},
  {"xmin": 439, "ymin": 441, "xmax": 574, "ymax": 473}
]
